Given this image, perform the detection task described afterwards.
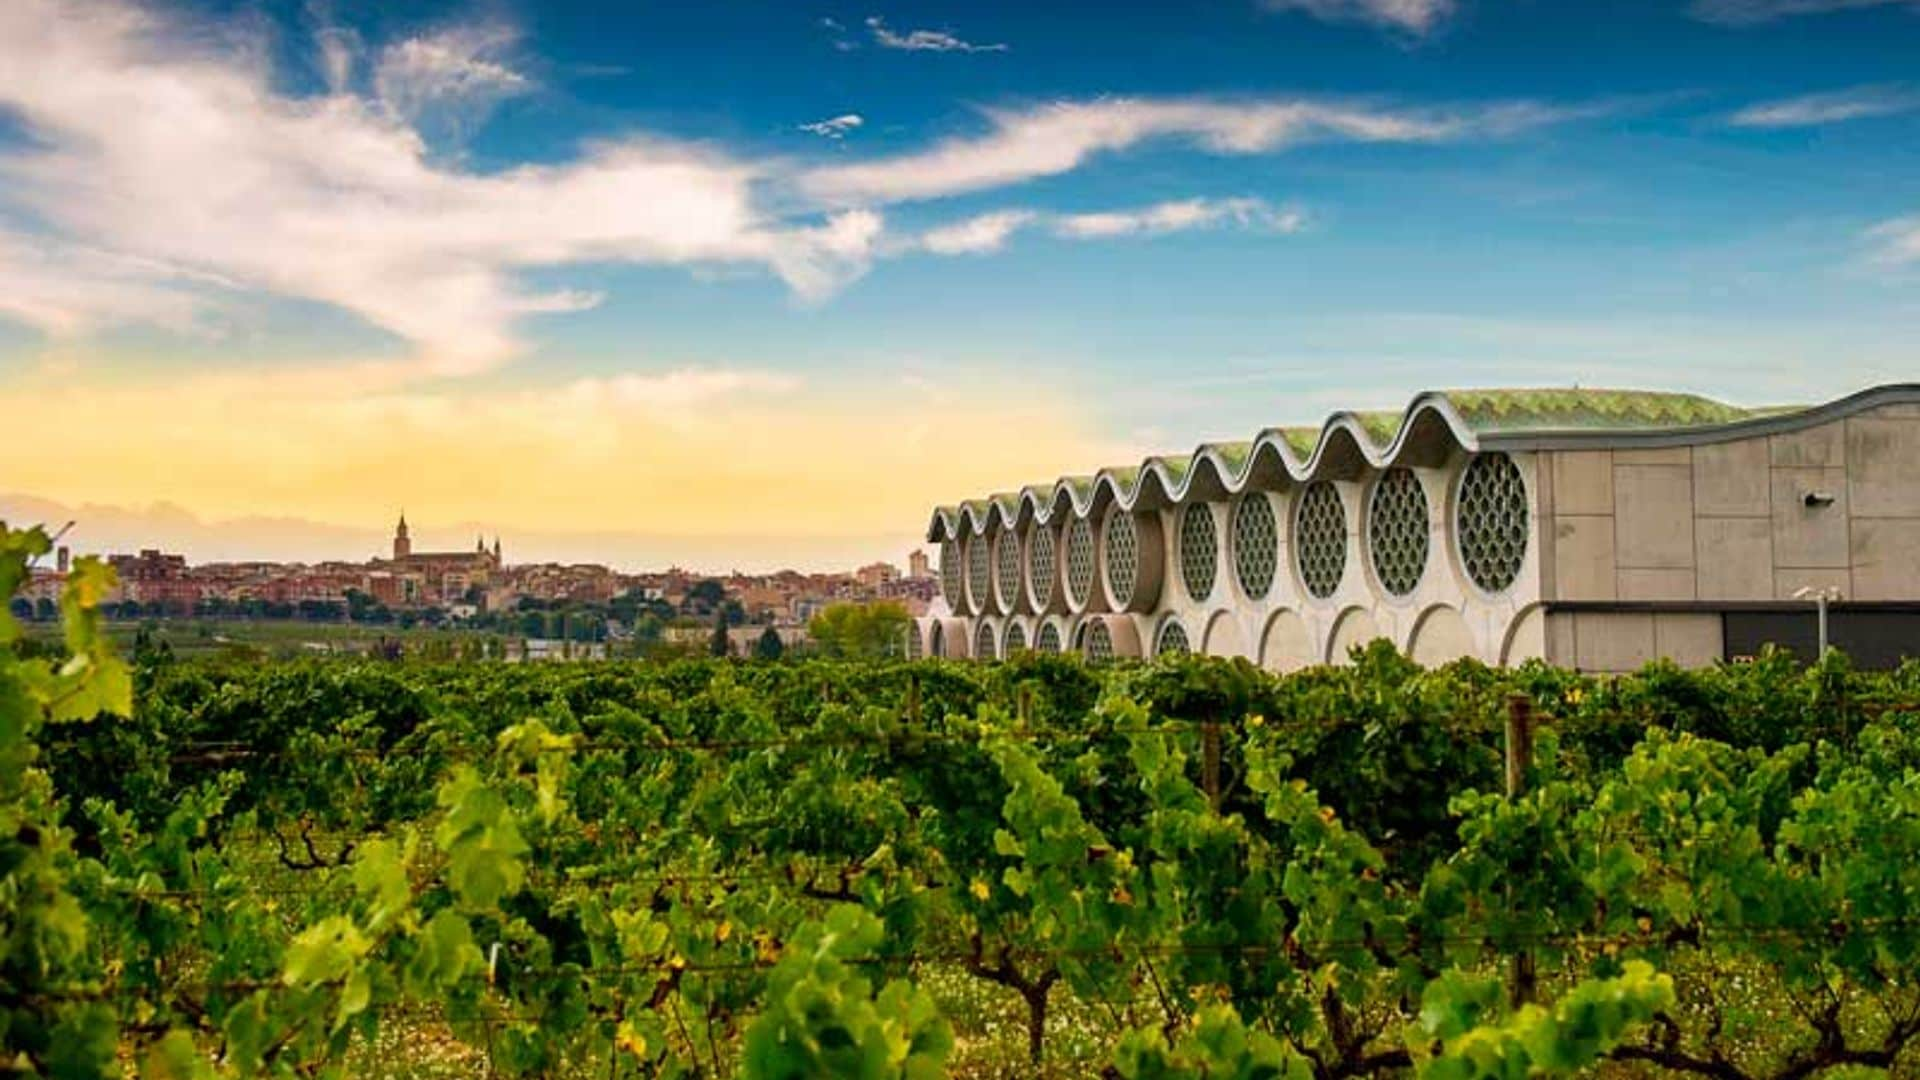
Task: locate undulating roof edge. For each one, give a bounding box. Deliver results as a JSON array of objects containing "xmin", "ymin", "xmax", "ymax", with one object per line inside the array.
[{"xmin": 926, "ymin": 383, "xmax": 1920, "ymax": 542}]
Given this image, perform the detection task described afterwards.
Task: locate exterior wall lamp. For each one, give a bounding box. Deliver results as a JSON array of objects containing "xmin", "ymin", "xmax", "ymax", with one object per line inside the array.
[
  {"xmin": 1802, "ymin": 490, "xmax": 1837, "ymax": 507},
  {"xmin": 1792, "ymin": 584, "xmax": 1843, "ymax": 658}
]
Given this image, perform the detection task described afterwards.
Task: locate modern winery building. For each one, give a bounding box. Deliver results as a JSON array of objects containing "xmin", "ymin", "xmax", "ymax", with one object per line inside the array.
[{"xmin": 912, "ymin": 384, "xmax": 1920, "ymax": 672}]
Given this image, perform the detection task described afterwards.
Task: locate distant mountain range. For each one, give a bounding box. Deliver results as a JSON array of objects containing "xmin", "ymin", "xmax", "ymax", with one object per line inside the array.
[{"xmin": 0, "ymin": 494, "xmax": 914, "ymax": 575}]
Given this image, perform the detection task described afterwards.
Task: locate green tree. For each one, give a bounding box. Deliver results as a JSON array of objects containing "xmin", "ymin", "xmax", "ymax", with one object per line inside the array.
[
  {"xmin": 709, "ymin": 610, "xmax": 731, "ymax": 657},
  {"xmin": 806, "ymin": 600, "xmax": 911, "ymax": 659},
  {"xmin": 752, "ymin": 625, "xmax": 785, "ymax": 660}
]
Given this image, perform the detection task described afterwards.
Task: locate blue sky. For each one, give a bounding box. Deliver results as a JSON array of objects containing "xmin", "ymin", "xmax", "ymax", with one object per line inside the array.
[{"xmin": 0, "ymin": 0, "xmax": 1917, "ymax": 567}]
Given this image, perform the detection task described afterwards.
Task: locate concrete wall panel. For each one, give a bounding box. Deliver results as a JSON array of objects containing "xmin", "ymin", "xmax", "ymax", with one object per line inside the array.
[
  {"xmin": 1553, "ymin": 516, "xmax": 1617, "ymax": 600},
  {"xmin": 1847, "ymin": 418, "xmax": 1920, "ymax": 518},
  {"xmin": 1550, "ymin": 450, "xmax": 1613, "ymax": 516},
  {"xmin": 1771, "ymin": 468, "xmax": 1850, "ymax": 568},
  {"xmin": 1693, "ymin": 439, "xmax": 1772, "ymax": 517},
  {"xmin": 1615, "ymin": 464, "xmax": 1696, "ymax": 569},
  {"xmin": 1694, "ymin": 516, "xmax": 1774, "ymax": 600},
  {"xmin": 1409, "ymin": 605, "xmax": 1476, "ymax": 666},
  {"xmin": 1851, "ymin": 519, "xmax": 1920, "ymax": 601}
]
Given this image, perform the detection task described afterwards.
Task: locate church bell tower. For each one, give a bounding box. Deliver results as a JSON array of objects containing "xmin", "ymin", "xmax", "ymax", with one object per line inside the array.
[{"xmin": 393, "ymin": 512, "xmax": 411, "ymax": 560}]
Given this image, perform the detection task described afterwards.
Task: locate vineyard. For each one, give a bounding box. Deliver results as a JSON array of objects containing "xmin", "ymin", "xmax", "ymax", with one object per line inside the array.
[{"xmin": 7, "ymin": 522, "xmax": 1920, "ymax": 1079}]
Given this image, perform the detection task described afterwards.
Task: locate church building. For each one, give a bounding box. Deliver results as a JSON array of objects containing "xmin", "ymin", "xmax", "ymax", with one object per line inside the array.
[{"xmin": 382, "ymin": 514, "xmax": 502, "ymax": 605}]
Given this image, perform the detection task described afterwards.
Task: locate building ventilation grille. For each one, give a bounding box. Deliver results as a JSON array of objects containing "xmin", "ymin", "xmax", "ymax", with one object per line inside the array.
[
  {"xmin": 1065, "ymin": 517, "xmax": 1096, "ymax": 608},
  {"xmin": 1156, "ymin": 619, "xmax": 1190, "ymax": 657},
  {"xmin": 1104, "ymin": 512, "xmax": 1139, "ymax": 609},
  {"xmin": 1084, "ymin": 619, "xmax": 1115, "ymax": 661},
  {"xmin": 1296, "ymin": 482, "xmax": 1347, "ymax": 599},
  {"xmin": 1368, "ymin": 468, "xmax": 1429, "ymax": 597},
  {"xmin": 1004, "ymin": 621, "xmax": 1026, "ymax": 654},
  {"xmin": 940, "ymin": 539, "xmax": 962, "ymax": 610},
  {"xmin": 967, "ymin": 537, "xmax": 992, "ymax": 612},
  {"xmin": 1232, "ymin": 495, "xmax": 1277, "ymax": 600},
  {"xmin": 1458, "ymin": 452, "xmax": 1528, "ymax": 593},
  {"xmin": 1179, "ymin": 504, "xmax": 1218, "ymax": 603},
  {"xmin": 1028, "ymin": 524, "xmax": 1056, "ymax": 609},
  {"xmin": 974, "ymin": 619, "xmax": 996, "ymax": 660},
  {"xmin": 1036, "ymin": 621, "xmax": 1062, "ymax": 653},
  {"xmin": 995, "ymin": 530, "xmax": 1022, "ymax": 611}
]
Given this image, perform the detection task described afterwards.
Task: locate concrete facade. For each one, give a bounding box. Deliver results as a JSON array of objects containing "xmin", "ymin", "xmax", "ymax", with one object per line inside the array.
[{"xmin": 917, "ymin": 386, "xmax": 1920, "ymax": 672}]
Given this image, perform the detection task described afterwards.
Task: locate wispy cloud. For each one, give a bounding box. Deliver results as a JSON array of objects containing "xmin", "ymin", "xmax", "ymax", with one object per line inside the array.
[
  {"xmin": 1728, "ymin": 84, "xmax": 1920, "ymax": 127},
  {"xmin": 802, "ymin": 96, "xmax": 1595, "ymax": 205},
  {"xmin": 0, "ymin": 0, "xmax": 881, "ymax": 373},
  {"xmin": 370, "ymin": 21, "xmax": 529, "ymax": 140},
  {"xmin": 1054, "ymin": 197, "xmax": 1307, "ymax": 238},
  {"xmin": 799, "ymin": 113, "xmax": 865, "ymax": 139},
  {"xmin": 919, "ymin": 211, "xmax": 1039, "ymax": 255},
  {"xmin": 1261, "ymin": 0, "xmax": 1456, "ymax": 35},
  {"xmin": 864, "ymin": 15, "xmax": 1007, "ymax": 53},
  {"xmin": 1691, "ymin": 0, "xmax": 1919, "ymax": 24},
  {"xmin": 916, "ymin": 198, "xmax": 1305, "ymax": 254},
  {"xmin": 1866, "ymin": 216, "xmax": 1920, "ymax": 264}
]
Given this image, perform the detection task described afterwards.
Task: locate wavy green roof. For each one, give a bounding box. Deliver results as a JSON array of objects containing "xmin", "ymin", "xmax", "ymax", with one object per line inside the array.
[
  {"xmin": 924, "ymin": 384, "xmax": 1919, "ymax": 541},
  {"xmin": 1443, "ymin": 388, "xmax": 1756, "ymax": 433}
]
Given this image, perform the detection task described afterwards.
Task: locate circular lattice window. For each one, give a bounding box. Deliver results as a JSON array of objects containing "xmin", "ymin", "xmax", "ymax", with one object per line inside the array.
[
  {"xmin": 1084, "ymin": 619, "xmax": 1115, "ymax": 662},
  {"xmin": 939, "ymin": 539, "xmax": 962, "ymax": 610},
  {"xmin": 1027, "ymin": 523, "xmax": 1057, "ymax": 609},
  {"xmin": 1232, "ymin": 495, "xmax": 1277, "ymax": 600},
  {"xmin": 967, "ymin": 536, "xmax": 992, "ymax": 611},
  {"xmin": 1458, "ymin": 453, "xmax": 1529, "ymax": 593},
  {"xmin": 929, "ymin": 621, "xmax": 945, "ymax": 658},
  {"xmin": 1004, "ymin": 621, "xmax": 1027, "ymax": 654},
  {"xmin": 1036, "ymin": 621, "xmax": 1062, "ymax": 653},
  {"xmin": 974, "ymin": 620, "xmax": 996, "ymax": 660},
  {"xmin": 1368, "ymin": 468, "xmax": 1430, "ymax": 597},
  {"xmin": 1294, "ymin": 482, "xmax": 1347, "ymax": 600},
  {"xmin": 1104, "ymin": 511, "xmax": 1139, "ymax": 609},
  {"xmin": 995, "ymin": 530, "xmax": 1022, "ymax": 611},
  {"xmin": 1156, "ymin": 619, "xmax": 1190, "ymax": 657},
  {"xmin": 1179, "ymin": 504, "xmax": 1218, "ymax": 603},
  {"xmin": 1065, "ymin": 517, "xmax": 1096, "ymax": 608},
  {"xmin": 906, "ymin": 622, "xmax": 922, "ymax": 660}
]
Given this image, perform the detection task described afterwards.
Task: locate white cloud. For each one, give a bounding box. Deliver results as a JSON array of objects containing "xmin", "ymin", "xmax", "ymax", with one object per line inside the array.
[
  {"xmin": 800, "ymin": 113, "xmax": 865, "ymax": 139},
  {"xmin": 800, "ymin": 96, "xmax": 1584, "ymax": 205},
  {"xmin": 0, "ymin": 228, "xmax": 208, "ymax": 336},
  {"xmin": 1728, "ymin": 85, "xmax": 1920, "ymax": 127},
  {"xmin": 915, "ymin": 198, "xmax": 1303, "ymax": 254},
  {"xmin": 919, "ymin": 211, "xmax": 1038, "ymax": 255},
  {"xmin": 1691, "ymin": 0, "xmax": 1919, "ymax": 23},
  {"xmin": 865, "ymin": 16, "xmax": 1007, "ymax": 53},
  {"xmin": 0, "ymin": 0, "xmax": 883, "ymax": 373},
  {"xmin": 1053, "ymin": 197, "xmax": 1307, "ymax": 239},
  {"xmin": 371, "ymin": 21, "xmax": 528, "ymax": 133},
  {"xmin": 1866, "ymin": 216, "xmax": 1920, "ymax": 264},
  {"xmin": 1261, "ymin": 0, "xmax": 1456, "ymax": 34}
]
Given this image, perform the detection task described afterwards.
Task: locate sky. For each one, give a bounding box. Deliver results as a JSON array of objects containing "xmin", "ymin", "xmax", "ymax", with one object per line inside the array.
[{"xmin": 2, "ymin": 0, "xmax": 1919, "ymax": 570}]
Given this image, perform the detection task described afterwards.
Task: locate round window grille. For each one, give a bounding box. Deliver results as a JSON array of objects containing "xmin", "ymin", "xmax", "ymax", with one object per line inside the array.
[
  {"xmin": 1027, "ymin": 524, "xmax": 1057, "ymax": 608},
  {"xmin": 1104, "ymin": 512, "xmax": 1139, "ymax": 609},
  {"xmin": 1179, "ymin": 504, "xmax": 1218, "ymax": 603},
  {"xmin": 1368, "ymin": 468, "xmax": 1429, "ymax": 597},
  {"xmin": 906, "ymin": 622, "xmax": 922, "ymax": 660},
  {"xmin": 1005, "ymin": 621, "xmax": 1027, "ymax": 654},
  {"xmin": 1458, "ymin": 453, "xmax": 1529, "ymax": 592},
  {"xmin": 967, "ymin": 536, "xmax": 992, "ymax": 611},
  {"xmin": 1035, "ymin": 621, "xmax": 1062, "ymax": 653},
  {"xmin": 995, "ymin": 530, "xmax": 1022, "ymax": 611},
  {"xmin": 1155, "ymin": 619, "xmax": 1190, "ymax": 657},
  {"xmin": 1295, "ymin": 482, "xmax": 1347, "ymax": 600},
  {"xmin": 974, "ymin": 620, "xmax": 996, "ymax": 660},
  {"xmin": 1084, "ymin": 619, "xmax": 1115, "ymax": 662},
  {"xmin": 1232, "ymin": 495, "xmax": 1277, "ymax": 600},
  {"xmin": 1065, "ymin": 517, "xmax": 1096, "ymax": 608},
  {"xmin": 939, "ymin": 539, "xmax": 962, "ymax": 609},
  {"xmin": 929, "ymin": 621, "xmax": 945, "ymax": 658}
]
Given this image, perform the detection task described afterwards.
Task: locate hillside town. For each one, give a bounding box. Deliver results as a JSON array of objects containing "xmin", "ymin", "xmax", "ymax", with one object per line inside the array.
[{"xmin": 14, "ymin": 515, "xmax": 936, "ymax": 656}]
